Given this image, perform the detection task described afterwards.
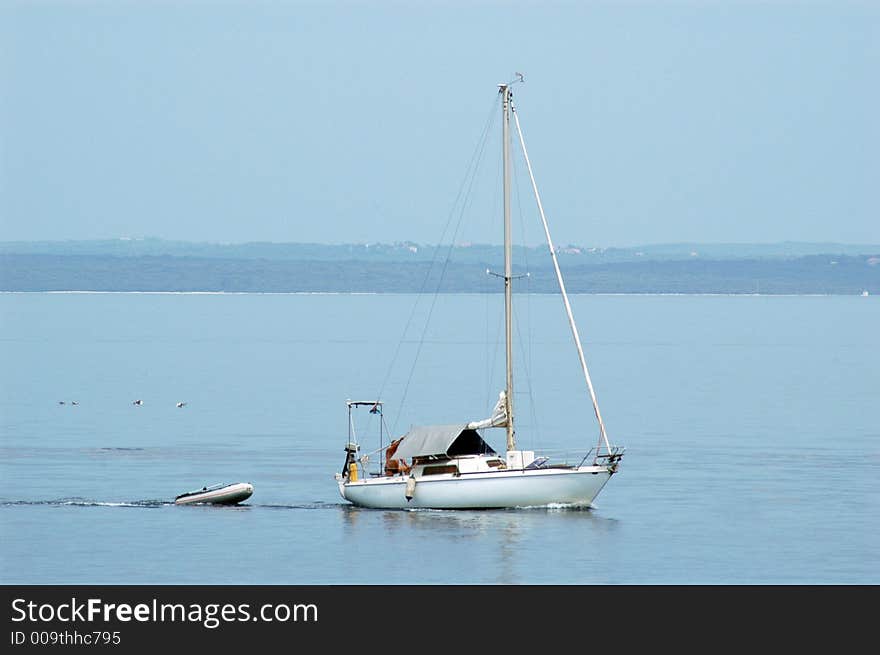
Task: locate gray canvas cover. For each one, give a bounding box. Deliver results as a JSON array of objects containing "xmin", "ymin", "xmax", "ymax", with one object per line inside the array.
[{"xmin": 392, "ymin": 424, "xmax": 479, "ymax": 461}]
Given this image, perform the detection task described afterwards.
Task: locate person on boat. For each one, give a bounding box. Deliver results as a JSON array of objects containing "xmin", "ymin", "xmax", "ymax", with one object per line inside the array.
[{"xmin": 384, "ymin": 438, "xmax": 411, "ymax": 476}]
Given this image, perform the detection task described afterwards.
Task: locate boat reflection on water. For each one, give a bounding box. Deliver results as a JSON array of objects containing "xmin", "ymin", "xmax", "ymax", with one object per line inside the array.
[{"xmin": 339, "ymin": 503, "xmax": 620, "ymax": 583}]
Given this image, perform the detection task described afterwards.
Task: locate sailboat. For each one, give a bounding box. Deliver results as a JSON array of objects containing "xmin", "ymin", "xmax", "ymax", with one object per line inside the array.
[{"xmin": 335, "ymin": 79, "xmax": 624, "ymax": 509}]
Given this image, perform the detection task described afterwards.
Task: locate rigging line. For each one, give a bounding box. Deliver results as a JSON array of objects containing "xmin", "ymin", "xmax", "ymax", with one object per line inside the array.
[
  {"xmin": 484, "ymin": 294, "xmax": 504, "ymax": 415},
  {"xmin": 349, "ymin": 411, "xmax": 358, "ymax": 443},
  {"xmin": 510, "ymin": 130, "xmax": 532, "ymax": 275},
  {"xmin": 512, "ymin": 285, "xmax": 543, "ymax": 448},
  {"xmin": 509, "ymin": 130, "xmax": 543, "ymax": 447},
  {"xmin": 393, "ymin": 117, "xmax": 497, "ymax": 434},
  {"xmin": 511, "ymin": 99, "xmax": 613, "ymax": 457},
  {"xmin": 526, "ymin": 270, "xmax": 541, "ymax": 447},
  {"xmin": 390, "ymin": 96, "xmax": 500, "ymax": 436},
  {"xmin": 485, "ymin": 265, "xmax": 491, "ymax": 411},
  {"xmin": 373, "ymin": 94, "xmax": 499, "ymax": 420},
  {"xmin": 485, "ymin": 125, "xmax": 504, "ymax": 410},
  {"xmin": 356, "ymin": 414, "xmax": 394, "ymax": 461}
]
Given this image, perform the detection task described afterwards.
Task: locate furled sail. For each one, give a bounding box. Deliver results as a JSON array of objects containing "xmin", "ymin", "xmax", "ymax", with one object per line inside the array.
[{"xmin": 467, "ymin": 391, "xmax": 509, "ymax": 430}]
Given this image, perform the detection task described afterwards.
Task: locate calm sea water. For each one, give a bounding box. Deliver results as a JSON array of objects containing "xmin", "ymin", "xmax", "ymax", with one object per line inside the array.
[{"xmin": 1, "ymin": 292, "xmax": 877, "ymax": 584}]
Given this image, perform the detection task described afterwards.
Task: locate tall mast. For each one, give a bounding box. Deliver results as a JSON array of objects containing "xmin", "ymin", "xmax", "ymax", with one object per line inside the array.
[{"xmin": 501, "ymin": 83, "xmax": 515, "ymax": 452}]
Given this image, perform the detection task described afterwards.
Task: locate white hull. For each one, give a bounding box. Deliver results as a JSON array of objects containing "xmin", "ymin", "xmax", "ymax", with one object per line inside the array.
[
  {"xmin": 174, "ymin": 482, "xmax": 254, "ymax": 505},
  {"xmin": 339, "ymin": 466, "xmax": 613, "ymax": 510}
]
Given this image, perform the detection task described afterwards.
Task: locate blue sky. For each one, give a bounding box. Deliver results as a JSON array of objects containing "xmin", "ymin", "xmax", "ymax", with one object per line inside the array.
[{"xmin": 1, "ymin": 0, "xmax": 877, "ymax": 247}]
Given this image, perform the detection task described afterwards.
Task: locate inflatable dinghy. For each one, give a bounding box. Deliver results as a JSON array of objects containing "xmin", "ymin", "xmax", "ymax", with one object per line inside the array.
[{"xmin": 174, "ymin": 482, "xmax": 254, "ymax": 505}]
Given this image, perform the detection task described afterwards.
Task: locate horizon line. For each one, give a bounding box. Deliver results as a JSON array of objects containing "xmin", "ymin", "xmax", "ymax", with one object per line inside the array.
[{"xmin": 3, "ymin": 238, "xmax": 880, "ymax": 249}]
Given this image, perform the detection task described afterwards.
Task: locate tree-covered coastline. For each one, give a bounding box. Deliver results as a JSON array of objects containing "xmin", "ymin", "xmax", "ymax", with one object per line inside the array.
[{"xmin": 1, "ymin": 240, "xmax": 878, "ymax": 295}]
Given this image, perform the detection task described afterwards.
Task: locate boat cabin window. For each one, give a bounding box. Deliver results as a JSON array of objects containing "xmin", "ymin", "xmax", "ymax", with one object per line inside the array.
[
  {"xmin": 422, "ymin": 464, "xmax": 459, "ymax": 476},
  {"xmin": 487, "ymin": 459, "xmax": 507, "ymax": 469}
]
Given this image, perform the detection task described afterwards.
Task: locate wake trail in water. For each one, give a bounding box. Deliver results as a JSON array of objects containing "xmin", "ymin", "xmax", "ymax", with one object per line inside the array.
[
  {"xmin": 257, "ymin": 501, "xmax": 345, "ymax": 510},
  {"xmin": 0, "ymin": 498, "xmax": 171, "ymax": 508},
  {"xmin": 0, "ymin": 498, "xmax": 346, "ymax": 510}
]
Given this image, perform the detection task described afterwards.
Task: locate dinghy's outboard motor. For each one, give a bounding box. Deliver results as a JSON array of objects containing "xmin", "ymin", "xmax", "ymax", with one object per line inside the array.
[{"xmin": 342, "ymin": 442, "xmax": 360, "ymax": 482}]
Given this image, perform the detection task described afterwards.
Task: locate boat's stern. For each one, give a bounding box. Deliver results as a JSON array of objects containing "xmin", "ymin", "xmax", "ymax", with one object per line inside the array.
[{"xmin": 336, "ymin": 441, "xmax": 361, "ymax": 503}]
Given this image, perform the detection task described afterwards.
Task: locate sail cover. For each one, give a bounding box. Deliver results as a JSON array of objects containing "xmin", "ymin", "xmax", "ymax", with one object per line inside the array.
[
  {"xmin": 467, "ymin": 391, "xmax": 508, "ymax": 430},
  {"xmin": 392, "ymin": 424, "xmax": 496, "ymax": 461}
]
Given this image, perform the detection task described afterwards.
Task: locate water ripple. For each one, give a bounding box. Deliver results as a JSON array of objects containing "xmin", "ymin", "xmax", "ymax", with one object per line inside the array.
[{"xmin": 0, "ymin": 497, "xmax": 170, "ymax": 508}]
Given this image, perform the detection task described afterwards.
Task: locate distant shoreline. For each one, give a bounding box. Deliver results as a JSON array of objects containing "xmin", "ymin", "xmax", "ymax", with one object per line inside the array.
[
  {"xmin": 1, "ymin": 243, "xmax": 877, "ymax": 296},
  {"xmin": 0, "ymin": 290, "xmax": 872, "ymax": 297}
]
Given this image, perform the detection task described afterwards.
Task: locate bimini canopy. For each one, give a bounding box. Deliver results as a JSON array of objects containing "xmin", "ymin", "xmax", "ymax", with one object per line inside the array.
[{"xmin": 391, "ymin": 424, "xmax": 497, "ymax": 461}]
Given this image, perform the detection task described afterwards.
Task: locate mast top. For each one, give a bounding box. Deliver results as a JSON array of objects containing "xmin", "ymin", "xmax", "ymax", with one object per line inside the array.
[{"xmin": 498, "ymin": 72, "xmax": 524, "ymax": 93}]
